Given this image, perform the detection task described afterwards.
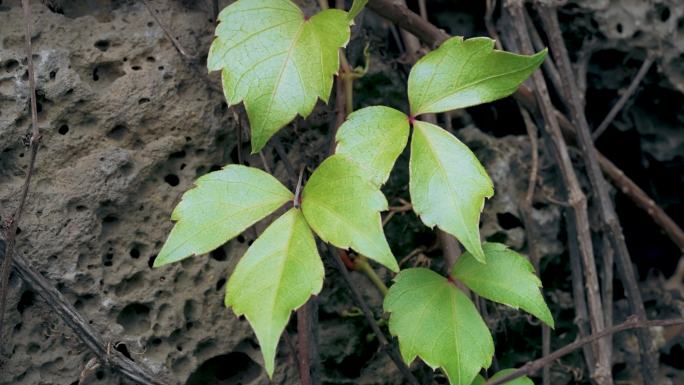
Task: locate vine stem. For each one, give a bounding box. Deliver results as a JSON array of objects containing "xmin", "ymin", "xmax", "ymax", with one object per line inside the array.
[
  {"xmin": 485, "ymin": 316, "xmax": 684, "ymax": 385},
  {"xmin": 1, "ymin": 242, "xmax": 171, "ymax": 385},
  {"xmin": 535, "ymin": 4, "xmax": 657, "ymax": 381},
  {"xmin": 0, "ymin": 0, "xmax": 42, "ymax": 349},
  {"xmin": 505, "ymin": 3, "xmax": 613, "ymax": 382},
  {"xmin": 592, "ymin": 55, "xmax": 654, "ymax": 141},
  {"xmin": 326, "ymin": 245, "xmax": 421, "ymax": 385}
]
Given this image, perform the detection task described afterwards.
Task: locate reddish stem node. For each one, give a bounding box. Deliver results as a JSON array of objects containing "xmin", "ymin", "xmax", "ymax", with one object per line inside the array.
[
  {"xmin": 338, "ymin": 249, "xmax": 355, "ymax": 270},
  {"xmin": 407, "ymin": 115, "xmax": 416, "ymax": 124}
]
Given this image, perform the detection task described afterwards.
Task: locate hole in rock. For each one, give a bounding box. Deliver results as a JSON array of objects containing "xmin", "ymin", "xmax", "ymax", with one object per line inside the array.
[
  {"xmin": 115, "ymin": 343, "xmax": 133, "ymax": 360},
  {"xmin": 497, "ymin": 212, "xmax": 523, "ymax": 230},
  {"xmin": 210, "ymin": 247, "xmax": 227, "ymax": 262},
  {"xmin": 215, "ymin": 278, "xmax": 226, "ymax": 291},
  {"xmin": 94, "ymin": 40, "xmax": 110, "ymax": 51},
  {"xmin": 164, "ymin": 174, "xmax": 180, "ymax": 187},
  {"xmin": 662, "ymin": 344, "xmax": 684, "ymax": 369},
  {"xmin": 129, "ymin": 248, "xmax": 140, "ymax": 259},
  {"xmin": 186, "ymin": 352, "xmax": 260, "ymax": 385},
  {"xmin": 107, "ymin": 124, "xmax": 128, "ymax": 140},
  {"xmin": 17, "ymin": 290, "xmax": 35, "ymax": 314},
  {"xmin": 117, "ymin": 303, "xmax": 151, "ymax": 334}
]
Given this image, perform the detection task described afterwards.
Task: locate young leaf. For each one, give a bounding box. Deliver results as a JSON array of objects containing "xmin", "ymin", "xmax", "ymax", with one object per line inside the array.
[
  {"xmin": 208, "ymin": 0, "xmax": 351, "ymax": 152},
  {"xmin": 409, "ymin": 120, "xmax": 493, "ymax": 262},
  {"xmin": 471, "ymin": 370, "xmax": 533, "ymax": 385},
  {"xmin": 348, "ymin": 0, "xmax": 368, "ymax": 20},
  {"xmin": 384, "ymin": 268, "xmax": 494, "ymax": 385},
  {"xmin": 225, "ymin": 208, "xmax": 323, "ymax": 377},
  {"xmin": 452, "ymin": 242, "xmax": 554, "ymax": 327},
  {"xmin": 408, "ymin": 36, "xmax": 546, "ymax": 116},
  {"xmin": 335, "ymin": 106, "xmax": 410, "ymax": 186},
  {"xmin": 301, "ymin": 155, "xmax": 399, "ymax": 272},
  {"xmin": 155, "ymin": 166, "xmax": 292, "ymax": 267}
]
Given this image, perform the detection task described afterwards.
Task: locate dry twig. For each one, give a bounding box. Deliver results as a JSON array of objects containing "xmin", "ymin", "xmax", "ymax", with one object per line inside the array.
[
  {"xmin": 535, "ymin": 4, "xmax": 657, "ymax": 381},
  {"xmin": 0, "ymin": 0, "xmax": 43, "ymax": 349},
  {"xmin": 485, "ymin": 316, "xmax": 684, "ymax": 385}
]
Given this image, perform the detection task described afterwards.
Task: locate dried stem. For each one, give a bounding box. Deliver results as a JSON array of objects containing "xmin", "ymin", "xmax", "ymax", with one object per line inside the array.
[
  {"xmin": 141, "ymin": 0, "xmax": 198, "ymax": 62},
  {"xmin": 2, "ymin": 243, "xmax": 171, "ymax": 385},
  {"xmin": 326, "ymin": 245, "xmax": 421, "ymax": 385},
  {"xmin": 485, "ymin": 316, "xmax": 684, "ymax": 385},
  {"xmin": 505, "ymin": 2, "xmax": 613, "ymax": 383},
  {"xmin": 592, "ymin": 55, "xmax": 654, "ymax": 141},
  {"xmin": 535, "ymin": 4, "xmax": 657, "ymax": 381},
  {"xmin": 297, "ymin": 302, "xmax": 315, "ymax": 385},
  {"xmin": 0, "ymin": 0, "xmax": 43, "ymax": 349},
  {"xmin": 518, "ymin": 106, "xmax": 550, "ymax": 385}
]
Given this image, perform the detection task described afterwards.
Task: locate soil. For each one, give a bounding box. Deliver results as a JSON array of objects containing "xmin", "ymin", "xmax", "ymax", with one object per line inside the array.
[{"xmin": 0, "ymin": 1, "xmax": 683, "ymax": 385}]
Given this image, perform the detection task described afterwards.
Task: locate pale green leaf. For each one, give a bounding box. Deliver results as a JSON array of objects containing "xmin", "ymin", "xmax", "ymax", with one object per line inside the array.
[
  {"xmin": 384, "ymin": 268, "xmax": 493, "ymax": 385},
  {"xmin": 348, "ymin": 0, "xmax": 368, "ymax": 20},
  {"xmin": 408, "ymin": 36, "xmax": 546, "ymax": 116},
  {"xmin": 226, "ymin": 208, "xmax": 323, "ymax": 377},
  {"xmin": 208, "ymin": 0, "xmax": 351, "ymax": 152},
  {"xmin": 155, "ymin": 165, "xmax": 293, "ymax": 266},
  {"xmin": 453, "ymin": 242, "xmax": 554, "ymax": 327},
  {"xmin": 409, "ymin": 120, "xmax": 493, "ymax": 262},
  {"xmin": 301, "ymin": 154, "xmax": 399, "ymax": 272},
  {"xmin": 335, "ymin": 106, "xmax": 410, "ymax": 186},
  {"xmin": 471, "ymin": 370, "xmax": 533, "ymax": 385}
]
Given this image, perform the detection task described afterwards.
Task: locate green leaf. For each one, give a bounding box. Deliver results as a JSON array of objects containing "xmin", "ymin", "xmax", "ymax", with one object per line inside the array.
[
  {"xmin": 408, "ymin": 36, "xmax": 546, "ymax": 116},
  {"xmin": 155, "ymin": 165, "xmax": 293, "ymax": 266},
  {"xmin": 208, "ymin": 0, "xmax": 351, "ymax": 152},
  {"xmin": 348, "ymin": 0, "xmax": 368, "ymax": 20},
  {"xmin": 409, "ymin": 120, "xmax": 493, "ymax": 262},
  {"xmin": 453, "ymin": 242, "xmax": 554, "ymax": 327},
  {"xmin": 301, "ymin": 154, "xmax": 399, "ymax": 272},
  {"xmin": 335, "ymin": 106, "xmax": 410, "ymax": 186},
  {"xmin": 471, "ymin": 370, "xmax": 533, "ymax": 385},
  {"xmin": 225, "ymin": 208, "xmax": 323, "ymax": 377},
  {"xmin": 384, "ymin": 268, "xmax": 493, "ymax": 385}
]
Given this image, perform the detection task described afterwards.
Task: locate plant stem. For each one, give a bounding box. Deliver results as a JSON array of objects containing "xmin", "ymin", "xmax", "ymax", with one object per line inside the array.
[
  {"xmin": 0, "ymin": 0, "xmax": 42, "ymax": 349},
  {"xmin": 326, "ymin": 245, "xmax": 421, "ymax": 385},
  {"xmin": 2, "ymin": 242, "xmax": 171, "ymax": 385},
  {"xmin": 354, "ymin": 256, "xmax": 388, "ymax": 296},
  {"xmin": 485, "ymin": 316, "xmax": 684, "ymax": 385},
  {"xmin": 536, "ymin": 5, "xmax": 657, "ymax": 381}
]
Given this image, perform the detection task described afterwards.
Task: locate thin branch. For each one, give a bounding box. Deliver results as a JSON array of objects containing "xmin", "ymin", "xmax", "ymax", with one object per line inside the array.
[
  {"xmin": 523, "ymin": 7, "xmax": 564, "ymax": 99},
  {"xmin": 2, "ymin": 243, "xmax": 171, "ymax": 385},
  {"xmin": 535, "ymin": 5, "xmax": 657, "ymax": 381},
  {"xmin": 0, "ymin": 0, "xmax": 43, "ymax": 347},
  {"xmin": 367, "ymin": 0, "xmax": 449, "ymax": 49},
  {"xmin": 517, "ymin": 106, "xmax": 550, "ymax": 385},
  {"xmin": 592, "ymin": 55, "xmax": 654, "ymax": 141},
  {"xmin": 515, "ymin": 86, "xmax": 684, "ymax": 253},
  {"xmin": 326, "ymin": 245, "xmax": 421, "ymax": 385},
  {"xmin": 504, "ymin": 2, "xmax": 613, "ymax": 383},
  {"xmin": 296, "ymin": 302, "xmax": 314, "ymax": 385},
  {"xmin": 141, "ymin": 0, "xmax": 198, "ymax": 62},
  {"xmin": 485, "ymin": 0, "xmax": 503, "ymax": 50},
  {"xmin": 485, "ymin": 316, "xmax": 684, "ymax": 385},
  {"xmin": 140, "ymin": 0, "xmax": 222, "ymax": 93},
  {"xmin": 520, "ymin": 108, "xmax": 539, "ymax": 204},
  {"xmin": 601, "ymin": 157, "xmax": 684, "ymax": 251}
]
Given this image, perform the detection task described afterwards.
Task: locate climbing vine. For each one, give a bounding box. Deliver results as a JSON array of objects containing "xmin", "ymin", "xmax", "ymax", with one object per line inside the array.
[{"xmin": 154, "ymin": 0, "xmax": 552, "ymax": 384}]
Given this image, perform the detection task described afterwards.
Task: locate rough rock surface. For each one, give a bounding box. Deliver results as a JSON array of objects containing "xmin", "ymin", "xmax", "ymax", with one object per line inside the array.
[{"xmin": 1, "ymin": 0, "xmax": 683, "ymax": 385}]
